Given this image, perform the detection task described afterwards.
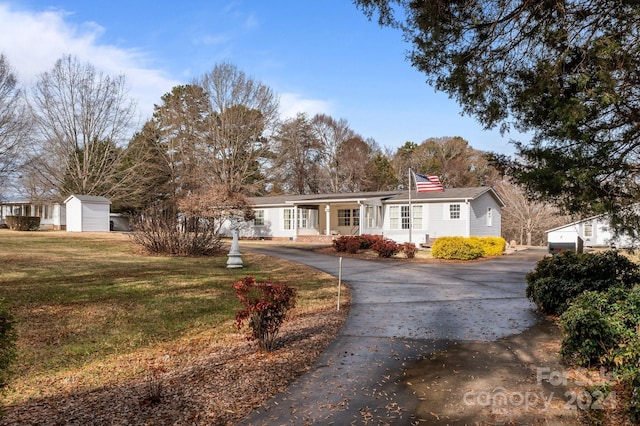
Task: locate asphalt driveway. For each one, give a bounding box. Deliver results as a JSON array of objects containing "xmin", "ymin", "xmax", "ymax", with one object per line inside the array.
[{"xmin": 240, "ymin": 245, "xmax": 547, "ymax": 425}]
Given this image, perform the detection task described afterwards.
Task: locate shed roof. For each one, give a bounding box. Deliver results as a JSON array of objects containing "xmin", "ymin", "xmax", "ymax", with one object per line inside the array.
[{"xmin": 64, "ymin": 194, "xmax": 112, "ymax": 204}]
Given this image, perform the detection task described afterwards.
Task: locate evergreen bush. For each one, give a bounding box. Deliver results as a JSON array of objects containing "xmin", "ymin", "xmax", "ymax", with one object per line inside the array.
[
  {"xmin": 5, "ymin": 216, "xmax": 40, "ymax": 231},
  {"xmin": 526, "ymin": 250, "xmax": 640, "ymax": 315}
]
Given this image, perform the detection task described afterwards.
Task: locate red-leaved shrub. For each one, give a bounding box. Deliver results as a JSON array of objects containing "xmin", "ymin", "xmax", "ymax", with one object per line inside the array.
[
  {"xmin": 401, "ymin": 242, "xmax": 417, "ymax": 258},
  {"xmin": 232, "ymin": 276, "xmax": 297, "ymax": 351},
  {"xmin": 371, "ymin": 238, "xmax": 399, "ymax": 258}
]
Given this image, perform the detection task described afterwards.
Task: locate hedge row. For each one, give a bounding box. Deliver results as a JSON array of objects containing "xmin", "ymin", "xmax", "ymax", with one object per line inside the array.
[
  {"xmin": 431, "ymin": 236, "xmax": 506, "ymax": 260},
  {"xmin": 5, "ymin": 216, "xmax": 41, "ymax": 231}
]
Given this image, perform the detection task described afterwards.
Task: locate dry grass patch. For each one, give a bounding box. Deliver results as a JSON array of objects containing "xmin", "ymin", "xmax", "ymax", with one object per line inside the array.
[{"xmin": 0, "ymin": 230, "xmax": 349, "ymax": 424}]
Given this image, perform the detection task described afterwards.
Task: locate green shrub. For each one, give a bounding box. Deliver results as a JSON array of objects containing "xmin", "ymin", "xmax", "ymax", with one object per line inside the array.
[
  {"xmin": 5, "ymin": 216, "xmax": 41, "ymax": 231},
  {"xmin": 560, "ymin": 289, "xmax": 624, "ymax": 366},
  {"xmin": 560, "ymin": 285, "xmax": 640, "ymax": 420},
  {"xmin": 0, "ymin": 298, "xmax": 17, "ymax": 393},
  {"xmin": 232, "ymin": 276, "xmax": 297, "ymax": 352},
  {"xmin": 432, "ymin": 236, "xmax": 484, "ymax": 260},
  {"xmin": 526, "ymin": 251, "xmax": 640, "ymax": 315}
]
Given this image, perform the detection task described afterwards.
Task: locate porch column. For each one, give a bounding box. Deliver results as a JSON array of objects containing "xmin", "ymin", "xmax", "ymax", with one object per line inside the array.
[
  {"xmin": 293, "ymin": 206, "xmax": 298, "ymax": 240},
  {"xmin": 325, "ymin": 205, "xmax": 330, "ymax": 235}
]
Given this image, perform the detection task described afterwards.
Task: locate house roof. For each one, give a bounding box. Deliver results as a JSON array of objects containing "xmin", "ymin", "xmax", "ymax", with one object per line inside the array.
[
  {"xmin": 64, "ymin": 194, "xmax": 112, "ymax": 204},
  {"xmin": 249, "ymin": 187, "xmax": 504, "ymax": 207}
]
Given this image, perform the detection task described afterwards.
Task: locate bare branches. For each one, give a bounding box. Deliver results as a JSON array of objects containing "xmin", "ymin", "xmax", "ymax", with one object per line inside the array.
[
  {"xmin": 0, "ymin": 54, "xmax": 29, "ymax": 196},
  {"xmin": 28, "ymin": 55, "xmax": 137, "ymax": 203}
]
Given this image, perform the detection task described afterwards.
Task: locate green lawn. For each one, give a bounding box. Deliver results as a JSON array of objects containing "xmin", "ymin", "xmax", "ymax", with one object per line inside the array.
[{"xmin": 0, "ymin": 230, "xmax": 339, "ymax": 404}]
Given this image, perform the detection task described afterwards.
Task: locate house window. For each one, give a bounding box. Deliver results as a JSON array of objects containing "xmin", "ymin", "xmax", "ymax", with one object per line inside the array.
[
  {"xmin": 338, "ymin": 209, "xmax": 351, "ymax": 226},
  {"xmin": 254, "ymin": 209, "xmax": 265, "ymax": 226},
  {"xmin": 365, "ymin": 206, "xmax": 382, "ymax": 228},
  {"xmin": 449, "ymin": 204, "xmax": 461, "ymax": 219},
  {"xmin": 298, "ymin": 209, "xmax": 309, "ymax": 228},
  {"xmin": 401, "ymin": 205, "xmax": 410, "ymax": 229},
  {"xmin": 413, "ymin": 205, "xmax": 423, "ymax": 229},
  {"xmin": 283, "ymin": 208, "xmax": 293, "ymax": 230},
  {"xmin": 486, "ymin": 207, "xmax": 493, "ymax": 227},
  {"xmin": 389, "ymin": 205, "xmax": 419, "ymax": 229},
  {"xmin": 338, "ymin": 209, "xmax": 359, "ymax": 227},
  {"xmin": 584, "ymin": 223, "xmax": 593, "ymax": 238},
  {"xmin": 389, "ymin": 206, "xmax": 399, "ymax": 229}
]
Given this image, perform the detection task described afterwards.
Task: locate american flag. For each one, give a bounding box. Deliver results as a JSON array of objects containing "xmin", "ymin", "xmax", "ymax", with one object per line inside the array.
[{"xmin": 413, "ymin": 172, "xmax": 444, "ymax": 192}]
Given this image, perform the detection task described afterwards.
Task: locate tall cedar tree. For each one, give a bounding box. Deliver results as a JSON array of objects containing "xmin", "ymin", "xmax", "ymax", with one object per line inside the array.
[{"xmin": 356, "ymin": 0, "xmax": 640, "ymax": 238}]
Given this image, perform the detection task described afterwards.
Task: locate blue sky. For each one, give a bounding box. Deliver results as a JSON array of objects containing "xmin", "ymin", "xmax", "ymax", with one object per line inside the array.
[{"xmin": 0, "ymin": 1, "xmax": 522, "ymax": 154}]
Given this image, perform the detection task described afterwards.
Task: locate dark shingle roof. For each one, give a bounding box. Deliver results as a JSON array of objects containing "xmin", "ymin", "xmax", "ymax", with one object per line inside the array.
[{"xmin": 250, "ymin": 187, "xmax": 504, "ymax": 207}]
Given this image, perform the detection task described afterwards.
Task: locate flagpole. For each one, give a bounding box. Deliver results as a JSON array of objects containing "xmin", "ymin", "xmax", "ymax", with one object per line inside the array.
[{"xmin": 408, "ymin": 168, "xmax": 412, "ymax": 244}]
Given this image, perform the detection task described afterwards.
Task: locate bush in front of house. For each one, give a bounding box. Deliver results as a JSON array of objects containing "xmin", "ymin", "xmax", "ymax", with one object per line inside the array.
[
  {"xmin": 431, "ymin": 236, "xmax": 484, "ymax": 260},
  {"xmin": 359, "ymin": 234, "xmax": 384, "ymax": 250},
  {"xmin": 526, "ymin": 250, "xmax": 640, "ymax": 315},
  {"xmin": 371, "ymin": 238, "xmax": 399, "ymax": 258},
  {"xmin": 333, "ymin": 235, "xmax": 357, "ymax": 253},
  {"xmin": 232, "ymin": 275, "xmax": 297, "ymax": 352},
  {"xmin": 471, "ymin": 236, "xmax": 507, "ymax": 257},
  {"xmin": 400, "ymin": 242, "xmax": 417, "ymax": 258},
  {"xmin": 560, "ymin": 285, "xmax": 640, "ymax": 421},
  {"xmin": 5, "ymin": 216, "xmax": 41, "ymax": 231}
]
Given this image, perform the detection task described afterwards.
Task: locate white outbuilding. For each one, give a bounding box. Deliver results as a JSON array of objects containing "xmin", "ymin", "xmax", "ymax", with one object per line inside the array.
[{"xmin": 64, "ymin": 195, "xmax": 111, "ymax": 232}]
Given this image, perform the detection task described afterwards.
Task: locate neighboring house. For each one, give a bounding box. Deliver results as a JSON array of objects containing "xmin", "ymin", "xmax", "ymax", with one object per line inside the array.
[
  {"xmin": 546, "ymin": 215, "xmax": 635, "ymax": 252},
  {"xmin": 65, "ymin": 195, "xmax": 111, "ymax": 232},
  {"xmin": 240, "ymin": 187, "xmax": 504, "ymax": 244},
  {"xmin": 0, "ymin": 200, "xmax": 66, "ymax": 230}
]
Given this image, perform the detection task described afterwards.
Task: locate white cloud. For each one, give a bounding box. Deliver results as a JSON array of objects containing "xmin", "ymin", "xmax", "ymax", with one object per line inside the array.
[
  {"xmin": 0, "ymin": 3, "xmax": 179, "ymax": 122},
  {"xmin": 278, "ymin": 92, "xmax": 332, "ymax": 120}
]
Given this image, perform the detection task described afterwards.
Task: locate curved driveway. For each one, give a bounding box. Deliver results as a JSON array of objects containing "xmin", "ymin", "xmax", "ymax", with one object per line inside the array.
[{"xmin": 241, "ymin": 246, "xmax": 547, "ymax": 425}]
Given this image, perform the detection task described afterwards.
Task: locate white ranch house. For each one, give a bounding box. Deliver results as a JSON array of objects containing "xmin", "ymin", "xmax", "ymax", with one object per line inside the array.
[
  {"xmin": 239, "ymin": 187, "xmax": 504, "ymax": 244},
  {"xmin": 0, "ymin": 200, "xmax": 66, "ymax": 230}
]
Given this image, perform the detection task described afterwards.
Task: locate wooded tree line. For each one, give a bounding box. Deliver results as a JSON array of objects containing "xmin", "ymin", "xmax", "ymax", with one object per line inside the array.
[{"xmin": 0, "ymin": 52, "xmax": 565, "ymax": 245}]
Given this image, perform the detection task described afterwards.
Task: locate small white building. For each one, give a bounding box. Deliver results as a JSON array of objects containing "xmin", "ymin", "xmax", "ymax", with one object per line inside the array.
[
  {"xmin": 0, "ymin": 200, "xmax": 66, "ymax": 230},
  {"xmin": 546, "ymin": 214, "xmax": 635, "ymax": 253},
  {"xmin": 65, "ymin": 195, "xmax": 111, "ymax": 232}
]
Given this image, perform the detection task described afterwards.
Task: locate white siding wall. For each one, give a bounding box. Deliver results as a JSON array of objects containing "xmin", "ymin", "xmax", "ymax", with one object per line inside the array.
[
  {"xmin": 239, "ymin": 206, "xmax": 296, "ymax": 239},
  {"xmin": 469, "ymin": 193, "xmax": 502, "ymax": 237},
  {"xmin": 424, "ymin": 202, "xmax": 470, "ymax": 238},
  {"xmin": 82, "ymin": 203, "xmax": 110, "ymax": 232},
  {"xmin": 382, "ymin": 202, "xmax": 473, "ymax": 244},
  {"xmin": 66, "ymin": 198, "xmax": 82, "ymax": 232}
]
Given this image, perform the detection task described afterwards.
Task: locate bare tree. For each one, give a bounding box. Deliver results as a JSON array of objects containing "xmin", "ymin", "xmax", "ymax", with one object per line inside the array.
[
  {"xmin": 0, "ymin": 54, "xmax": 29, "ymax": 198},
  {"xmin": 28, "ymin": 55, "xmax": 137, "ymax": 202},
  {"xmin": 270, "ymin": 113, "xmax": 323, "ymax": 194},
  {"xmin": 495, "ymin": 179, "xmax": 568, "ymax": 246},
  {"xmin": 337, "ymin": 136, "xmax": 375, "ymax": 192},
  {"xmin": 196, "ymin": 63, "xmax": 279, "ymax": 194},
  {"xmin": 393, "ymin": 137, "xmax": 500, "ymax": 188},
  {"xmin": 311, "ymin": 114, "xmax": 357, "ymax": 193}
]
